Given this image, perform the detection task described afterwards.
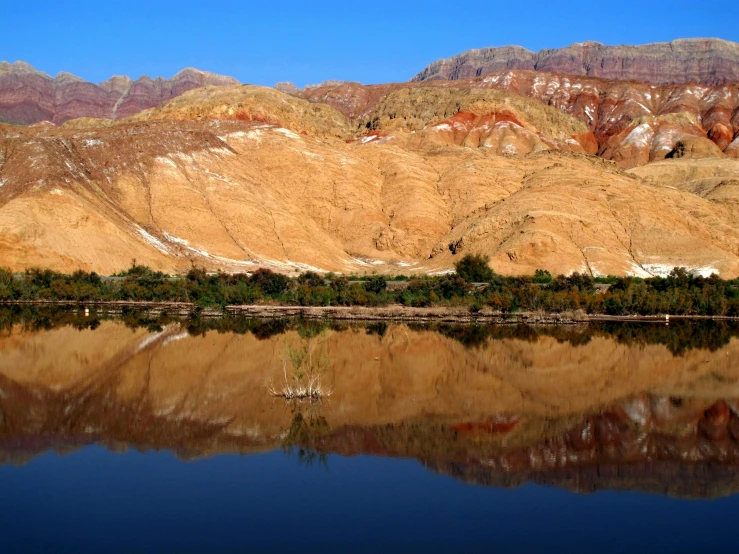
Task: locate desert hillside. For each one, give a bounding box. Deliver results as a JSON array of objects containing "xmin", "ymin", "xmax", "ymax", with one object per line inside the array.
[
  {"xmin": 293, "ymin": 71, "xmax": 739, "ymax": 168},
  {"xmin": 1, "ymin": 41, "xmax": 739, "ymax": 276}
]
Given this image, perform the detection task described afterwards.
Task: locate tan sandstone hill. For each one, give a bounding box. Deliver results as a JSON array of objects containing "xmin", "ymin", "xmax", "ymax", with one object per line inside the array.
[{"xmin": 1, "ymin": 78, "xmax": 739, "ymax": 276}]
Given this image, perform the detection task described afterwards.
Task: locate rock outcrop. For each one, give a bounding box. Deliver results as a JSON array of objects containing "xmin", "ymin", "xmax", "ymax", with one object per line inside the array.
[
  {"xmin": 292, "ymin": 72, "xmax": 739, "ymax": 168},
  {"xmin": 0, "ymin": 61, "xmax": 239, "ymax": 125},
  {"xmin": 412, "ymin": 39, "xmax": 739, "ymax": 86}
]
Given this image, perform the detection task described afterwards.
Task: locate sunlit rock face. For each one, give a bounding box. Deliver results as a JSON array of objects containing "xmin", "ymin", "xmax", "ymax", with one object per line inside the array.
[
  {"xmin": 295, "ymin": 72, "xmax": 739, "ymax": 166},
  {"xmin": 1, "ymin": 314, "xmax": 739, "ymax": 498},
  {"xmin": 2, "ymin": 50, "xmax": 739, "ymax": 277},
  {"xmin": 3, "ymin": 83, "xmax": 739, "ymax": 277}
]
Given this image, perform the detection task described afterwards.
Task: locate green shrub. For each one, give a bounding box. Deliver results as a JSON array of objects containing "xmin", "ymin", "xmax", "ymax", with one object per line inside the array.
[
  {"xmin": 250, "ymin": 269, "xmax": 289, "ymax": 296},
  {"xmin": 532, "ymin": 269, "xmax": 553, "ymax": 284},
  {"xmin": 454, "ymin": 254, "xmax": 495, "ymax": 283},
  {"xmin": 364, "ymin": 275, "xmax": 387, "ymax": 294},
  {"xmin": 297, "ymin": 271, "xmax": 326, "ymax": 288}
]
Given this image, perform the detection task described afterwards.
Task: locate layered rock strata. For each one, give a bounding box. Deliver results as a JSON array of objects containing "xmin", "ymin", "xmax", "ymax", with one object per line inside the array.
[
  {"xmin": 0, "ymin": 61, "xmax": 239, "ymax": 125},
  {"xmin": 412, "ymin": 39, "xmax": 739, "ymax": 86}
]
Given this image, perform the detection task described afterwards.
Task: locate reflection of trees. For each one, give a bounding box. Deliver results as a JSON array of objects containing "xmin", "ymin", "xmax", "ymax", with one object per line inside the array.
[
  {"xmin": 272, "ymin": 332, "xmax": 332, "ymax": 467},
  {"xmin": 365, "ymin": 321, "xmax": 388, "ymax": 337},
  {"xmin": 428, "ymin": 321, "xmax": 739, "ymax": 355},
  {"xmin": 2, "ymin": 306, "xmax": 739, "ymax": 356},
  {"xmin": 282, "ymin": 402, "xmax": 330, "ymax": 469},
  {"xmin": 593, "ymin": 321, "xmax": 737, "ymax": 355}
]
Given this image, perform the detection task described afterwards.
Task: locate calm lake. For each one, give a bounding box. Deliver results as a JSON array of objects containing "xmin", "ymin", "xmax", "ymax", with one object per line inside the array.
[{"xmin": 1, "ymin": 308, "xmax": 738, "ymax": 552}]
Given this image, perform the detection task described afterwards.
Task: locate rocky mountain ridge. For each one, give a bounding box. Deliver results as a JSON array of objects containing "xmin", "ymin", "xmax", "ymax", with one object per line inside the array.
[
  {"xmin": 291, "ymin": 71, "xmax": 739, "ymax": 168},
  {"xmin": 412, "ymin": 38, "xmax": 739, "ymax": 86},
  {"xmin": 0, "ymin": 61, "xmax": 240, "ymax": 125}
]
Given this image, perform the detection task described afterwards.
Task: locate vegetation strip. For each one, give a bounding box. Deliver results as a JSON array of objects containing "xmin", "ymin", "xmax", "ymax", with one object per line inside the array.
[{"xmin": 2, "ymin": 255, "xmax": 739, "ymax": 317}]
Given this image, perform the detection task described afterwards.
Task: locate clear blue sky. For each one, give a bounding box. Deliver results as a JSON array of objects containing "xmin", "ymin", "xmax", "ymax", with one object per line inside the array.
[{"xmin": 2, "ymin": 0, "xmax": 737, "ymax": 87}]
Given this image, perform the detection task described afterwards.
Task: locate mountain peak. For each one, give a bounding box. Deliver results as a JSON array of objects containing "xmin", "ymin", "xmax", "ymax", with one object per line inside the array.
[
  {"xmin": 99, "ymin": 75, "xmax": 133, "ymax": 94},
  {"xmin": 174, "ymin": 67, "xmax": 205, "ymax": 77},
  {"xmin": 172, "ymin": 67, "xmax": 240, "ymax": 86},
  {"xmin": 55, "ymin": 71, "xmax": 84, "ymax": 83},
  {"xmin": 0, "ymin": 60, "xmax": 51, "ymax": 78},
  {"xmin": 275, "ymin": 81, "xmax": 300, "ymax": 94}
]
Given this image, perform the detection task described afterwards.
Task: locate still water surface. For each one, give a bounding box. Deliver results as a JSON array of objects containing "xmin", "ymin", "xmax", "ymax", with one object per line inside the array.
[{"xmin": 1, "ymin": 309, "xmax": 738, "ymax": 552}]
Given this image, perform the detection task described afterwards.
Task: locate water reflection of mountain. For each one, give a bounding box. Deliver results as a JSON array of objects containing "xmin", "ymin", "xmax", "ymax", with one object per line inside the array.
[
  {"xmin": 3, "ymin": 306, "xmax": 739, "ymax": 355},
  {"xmin": 310, "ymin": 398, "xmax": 739, "ymax": 499},
  {"xmin": 1, "ymin": 312, "xmax": 739, "ymax": 498},
  {"xmin": 431, "ymin": 460, "xmax": 739, "ymax": 499}
]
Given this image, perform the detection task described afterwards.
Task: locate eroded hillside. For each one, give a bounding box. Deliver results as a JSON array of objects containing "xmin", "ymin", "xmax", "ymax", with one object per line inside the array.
[
  {"xmin": 294, "ymin": 72, "xmax": 739, "ymax": 168},
  {"xmin": 1, "ymin": 77, "xmax": 739, "ymax": 276}
]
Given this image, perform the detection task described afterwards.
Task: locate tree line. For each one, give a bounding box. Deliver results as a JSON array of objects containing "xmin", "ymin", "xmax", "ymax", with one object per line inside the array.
[{"xmin": 1, "ymin": 255, "xmax": 739, "ymax": 316}]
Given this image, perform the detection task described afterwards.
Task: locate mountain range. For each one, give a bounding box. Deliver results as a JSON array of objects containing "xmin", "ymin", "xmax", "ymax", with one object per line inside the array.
[
  {"xmin": 1, "ymin": 38, "xmax": 738, "ymax": 276},
  {"xmin": 412, "ymin": 38, "xmax": 739, "ymax": 85},
  {"xmin": 0, "ymin": 61, "xmax": 239, "ymax": 125}
]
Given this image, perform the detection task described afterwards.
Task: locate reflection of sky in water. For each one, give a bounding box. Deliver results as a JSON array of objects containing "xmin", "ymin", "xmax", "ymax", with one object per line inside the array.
[{"xmin": 0, "ymin": 447, "xmax": 737, "ymax": 553}]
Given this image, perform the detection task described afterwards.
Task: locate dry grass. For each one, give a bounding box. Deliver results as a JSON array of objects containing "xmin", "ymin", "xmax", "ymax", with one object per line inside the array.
[
  {"xmin": 268, "ymin": 361, "xmax": 332, "ymax": 400},
  {"xmin": 267, "ymin": 339, "xmax": 332, "ymax": 401}
]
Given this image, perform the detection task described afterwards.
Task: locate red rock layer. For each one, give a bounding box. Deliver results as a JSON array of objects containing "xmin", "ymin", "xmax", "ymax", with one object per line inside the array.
[
  {"xmin": 0, "ymin": 61, "xmax": 239, "ymax": 125},
  {"xmin": 294, "ymin": 71, "xmax": 739, "ymax": 166}
]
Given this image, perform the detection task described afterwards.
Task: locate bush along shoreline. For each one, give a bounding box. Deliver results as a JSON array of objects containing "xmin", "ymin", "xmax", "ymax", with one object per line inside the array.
[{"xmin": 1, "ymin": 255, "xmax": 739, "ymax": 317}]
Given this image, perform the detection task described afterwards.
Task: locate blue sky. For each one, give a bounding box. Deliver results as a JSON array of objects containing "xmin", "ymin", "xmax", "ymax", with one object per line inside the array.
[{"xmin": 2, "ymin": 0, "xmax": 738, "ymax": 87}]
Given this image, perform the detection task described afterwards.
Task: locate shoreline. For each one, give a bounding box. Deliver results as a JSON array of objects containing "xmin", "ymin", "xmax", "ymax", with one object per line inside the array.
[{"xmin": 2, "ymin": 301, "xmax": 739, "ymax": 324}]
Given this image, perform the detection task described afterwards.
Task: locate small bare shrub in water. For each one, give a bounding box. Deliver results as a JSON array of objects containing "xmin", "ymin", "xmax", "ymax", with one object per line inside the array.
[{"xmin": 268, "ymin": 338, "xmax": 332, "ymax": 401}]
